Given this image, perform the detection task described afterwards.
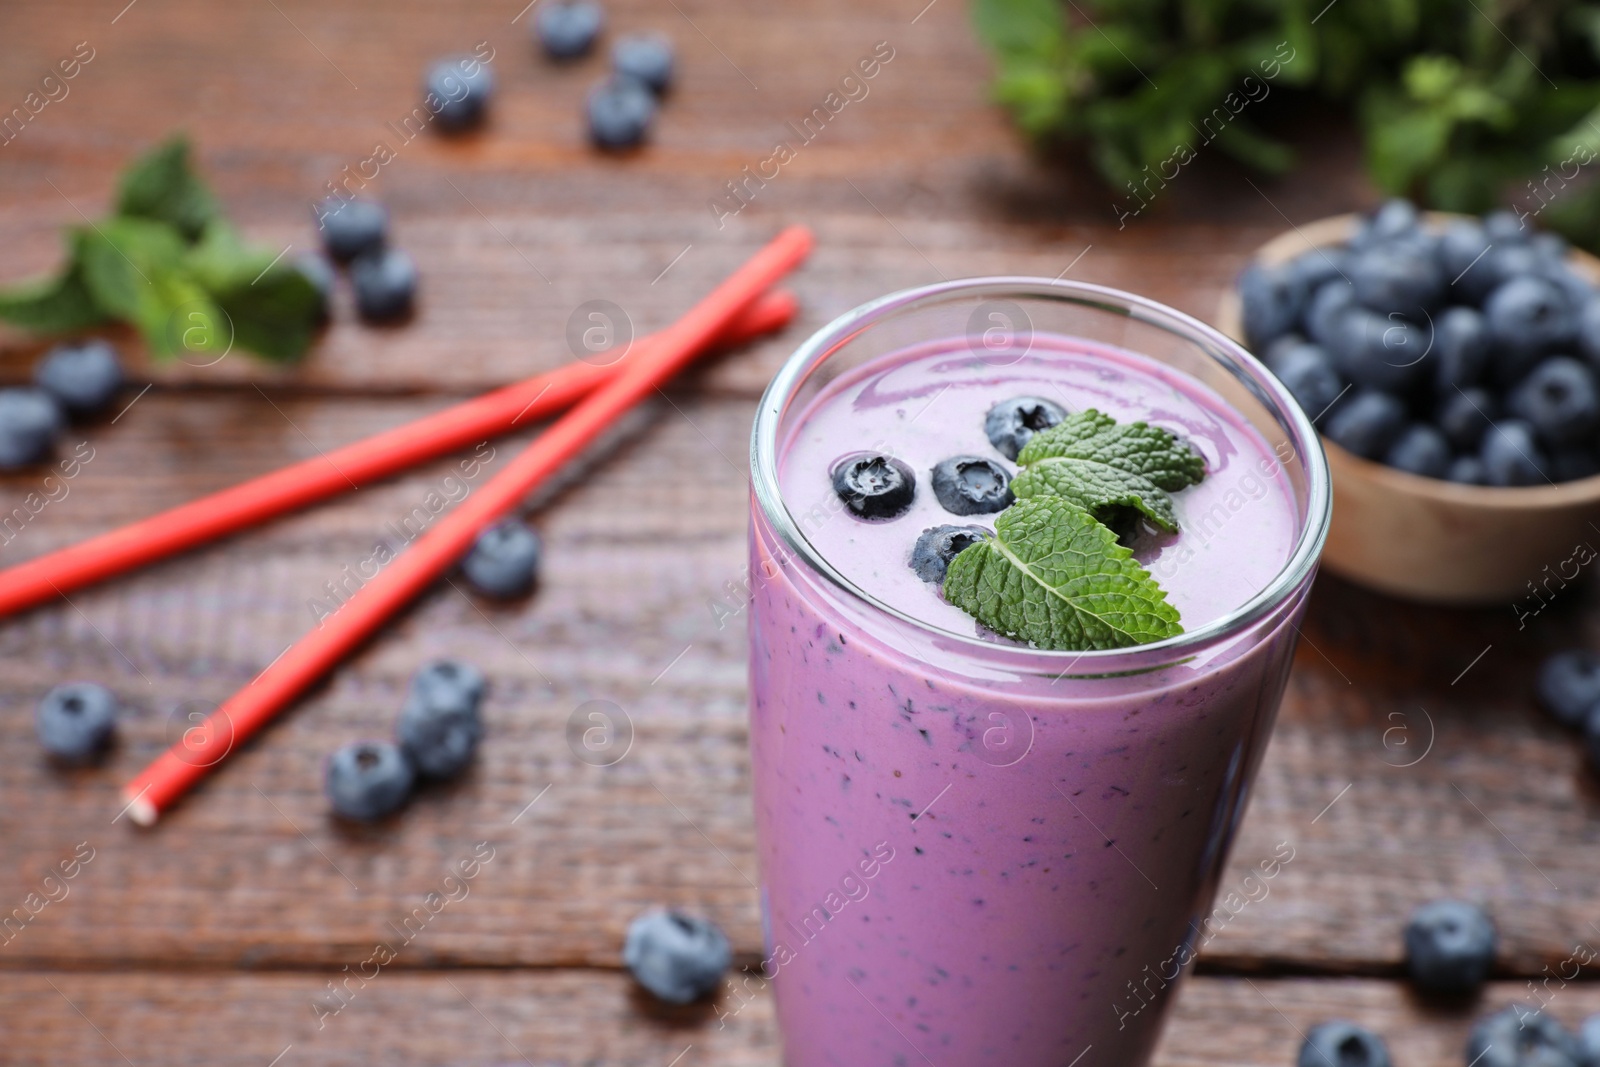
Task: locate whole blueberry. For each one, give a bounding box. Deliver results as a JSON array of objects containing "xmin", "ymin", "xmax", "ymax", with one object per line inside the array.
[
  {"xmin": 1349, "ymin": 245, "xmax": 1445, "ymax": 317},
  {"xmin": 35, "ymin": 682, "xmax": 117, "ymax": 765},
  {"xmin": 1349, "ymin": 198, "xmax": 1420, "ymax": 252},
  {"xmin": 1289, "ymin": 248, "xmax": 1350, "ymax": 294},
  {"xmin": 1238, "ymin": 262, "xmax": 1306, "ymax": 349},
  {"xmin": 0, "ymin": 387, "xmax": 63, "ymax": 469},
  {"xmin": 909, "ymin": 524, "xmax": 989, "ymax": 584},
  {"xmin": 930, "ymin": 456, "xmax": 1014, "ymax": 516},
  {"xmin": 1459, "ymin": 243, "xmax": 1543, "ymax": 307},
  {"xmin": 1273, "ymin": 343, "xmax": 1346, "ymax": 421},
  {"xmin": 1440, "ymin": 219, "xmax": 1491, "ymax": 286},
  {"xmin": 1508, "ymin": 357, "xmax": 1600, "ymax": 446},
  {"xmin": 535, "ymin": 0, "xmax": 603, "ymax": 59},
  {"xmin": 1578, "ymin": 296, "xmax": 1600, "ymax": 366},
  {"xmin": 296, "ymin": 253, "xmax": 335, "ymax": 324},
  {"xmin": 1481, "ymin": 419, "xmax": 1550, "ymax": 487},
  {"xmin": 411, "ymin": 658, "xmax": 488, "ymax": 711},
  {"xmin": 984, "ymin": 396, "xmax": 1066, "ymax": 460},
  {"xmin": 351, "ymin": 247, "xmax": 417, "ymax": 323},
  {"xmin": 832, "ymin": 452, "xmax": 915, "ymax": 520},
  {"xmin": 1297, "ymin": 1020, "xmax": 1391, "ymax": 1067},
  {"xmin": 325, "ymin": 740, "xmax": 415, "ymax": 820},
  {"xmin": 1536, "ymin": 650, "xmax": 1600, "ymax": 729},
  {"xmin": 1324, "ymin": 391, "xmax": 1407, "ymax": 460},
  {"xmin": 1552, "ymin": 444, "xmax": 1600, "ymax": 483},
  {"xmin": 587, "ymin": 76, "xmax": 657, "ymax": 150},
  {"xmin": 1328, "ymin": 311, "xmax": 1427, "ymax": 393},
  {"xmin": 1305, "ymin": 280, "xmax": 1357, "ymax": 348},
  {"xmin": 426, "ymin": 55, "xmax": 494, "ymax": 132},
  {"xmin": 1432, "ymin": 306, "xmax": 1491, "ymax": 392},
  {"xmin": 461, "ymin": 519, "xmax": 541, "ymax": 599},
  {"xmin": 1384, "ymin": 424, "xmax": 1451, "ymax": 479},
  {"xmin": 34, "ymin": 339, "xmax": 123, "ymax": 417},
  {"xmin": 611, "ymin": 33, "xmax": 674, "ymax": 94},
  {"xmin": 315, "ymin": 197, "xmax": 387, "ymax": 263},
  {"xmin": 1404, "ymin": 899, "xmax": 1497, "ymax": 994},
  {"xmin": 1466, "ymin": 1005, "xmax": 1582, "ymax": 1067},
  {"xmin": 398, "ymin": 672, "xmax": 484, "ymax": 780},
  {"xmin": 623, "ymin": 909, "xmax": 731, "ymax": 1004},
  {"xmin": 1436, "ymin": 386, "xmax": 1497, "ymax": 451},
  {"xmin": 1485, "ymin": 277, "xmax": 1576, "ymax": 383},
  {"xmin": 1447, "ymin": 455, "xmax": 1487, "ymax": 484}
]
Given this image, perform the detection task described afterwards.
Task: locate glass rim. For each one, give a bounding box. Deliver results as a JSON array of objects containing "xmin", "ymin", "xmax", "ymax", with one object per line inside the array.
[{"xmin": 750, "ymin": 276, "xmax": 1333, "ymax": 668}]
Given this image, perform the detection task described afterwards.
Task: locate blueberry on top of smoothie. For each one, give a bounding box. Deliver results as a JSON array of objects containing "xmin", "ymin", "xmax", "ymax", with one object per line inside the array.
[
  {"xmin": 931, "ymin": 456, "xmax": 1014, "ymax": 515},
  {"xmin": 831, "ymin": 452, "xmax": 916, "ymax": 520},
  {"xmin": 985, "ymin": 396, "xmax": 1067, "ymax": 460},
  {"xmin": 909, "ymin": 524, "xmax": 989, "ymax": 584}
]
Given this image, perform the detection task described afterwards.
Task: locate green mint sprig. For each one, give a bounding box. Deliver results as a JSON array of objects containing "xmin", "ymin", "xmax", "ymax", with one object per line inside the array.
[
  {"xmin": 942, "ymin": 409, "xmax": 1206, "ymax": 652},
  {"xmin": 0, "ymin": 136, "xmax": 322, "ymax": 363}
]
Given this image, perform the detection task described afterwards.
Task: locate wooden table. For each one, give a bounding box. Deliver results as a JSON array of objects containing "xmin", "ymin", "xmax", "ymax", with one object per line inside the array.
[{"xmin": 2, "ymin": 1, "xmax": 1594, "ymax": 1063}]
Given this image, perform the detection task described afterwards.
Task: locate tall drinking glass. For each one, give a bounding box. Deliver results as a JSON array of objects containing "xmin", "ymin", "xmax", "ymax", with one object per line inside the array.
[{"xmin": 746, "ymin": 279, "xmax": 1330, "ymax": 1066}]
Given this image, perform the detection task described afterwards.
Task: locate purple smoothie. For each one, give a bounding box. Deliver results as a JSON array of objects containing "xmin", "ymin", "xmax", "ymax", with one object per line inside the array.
[{"xmin": 748, "ymin": 328, "xmax": 1318, "ymax": 1066}]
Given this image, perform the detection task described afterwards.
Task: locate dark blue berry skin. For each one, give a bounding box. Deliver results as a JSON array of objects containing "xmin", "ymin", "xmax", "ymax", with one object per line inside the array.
[
  {"xmin": 1485, "ymin": 277, "xmax": 1577, "ymax": 383},
  {"xmin": 1459, "ymin": 243, "xmax": 1543, "ymax": 307},
  {"xmin": 325, "ymin": 740, "xmax": 415, "ymax": 820},
  {"xmin": 315, "ymin": 197, "xmax": 387, "ymax": 263},
  {"xmin": 1297, "ymin": 1021, "xmax": 1392, "ymax": 1067},
  {"xmin": 832, "ymin": 453, "xmax": 916, "ymax": 520},
  {"xmin": 1508, "ymin": 357, "xmax": 1600, "ymax": 446},
  {"xmin": 35, "ymin": 339, "xmax": 123, "ymax": 417},
  {"xmin": 1440, "ymin": 218, "xmax": 1491, "ymax": 284},
  {"xmin": 1582, "ymin": 1011, "xmax": 1600, "ymax": 1067},
  {"xmin": 1578, "ymin": 296, "xmax": 1600, "ymax": 367},
  {"xmin": 535, "ymin": 0, "xmax": 603, "ymax": 59},
  {"xmin": 910, "ymin": 524, "xmax": 990, "ymax": 584},
  {"xmin": 398, "ymin": 679, "xmax": 483, "ymax": 781},
  {"xmin": 1484, "ymin": 210, "xmax": 1531, "ymax": 244},
  {"xmin": 1324, "ymin": 391, "xmax": 1407, "ymax": 460},
  {"xmin": 1384, "ymin": 424, "xmax": 1451, "ymax": 479},
  {"xmin": 1238, "ymin": 262, "xmax": 1306, "ymax": 350},
  {"xmin": 1432, "ymin": 307, "xmax": 1491, "ymax": 392},
  {"xmin": 35, "ymin": 682, "xmax": 117, "ymax": 765},
  {"xmin": 411, "ymin": 659, "xmax": 488, "ymax": 710},
  {"xmin": 1404, "ymin": 900, "xmax": 1497, "ymax": 994},
  {"xmin": 1306, "ymin": 281, "xmax": 1357, "ymax": 348},
  {"xmin": 351, "ymin": 248, "xmax": 417, "ymax": 323},
  {"xmin": 1552, "ymin": 445, "xmax": 1600, "ymax": 483},
  {"xmin": 587, "ymin": 76, "xmax": 656, "ymax": 150},
  {"xmin": 426, "ymin": 56, "xmax": 494, "ymax": 132},
  {"xmin": 1349, "ymin": 199, "xmax": 1420, "ymax": 252},
  {"xmin": 1349, "ymin": 245, "xmax": 1445, "ymax": 318},
  {"xmin": 1467, "ymin": 1005, "xmax": 1582, "ymax": 1067},
  {"xmin": 1436, "ymin": 387, "xmax": 1497, "ymax": 452},
  {"xmin": 1328, "ymin": 309, "xmax": 1427, "ymax": 393},
  {"xmin": 1481, "ymin": 419, "xmax": 1550, "ymax": 487},
  {"xmin": 623, "ymin": 909, "xmax": 731, "ymax": 1004},
  {"xmin": 1272, "ymin": 343, "xmax": 1346, "ymax": 421},
  {"xmin": 930, "ymin": 456, "xmax": 1014, "ymax": 516},
  {"xmin": 984, "ymin": 396, "xmax": 1066, "ymax": 460},
  {"xmin": 1585, "ymin": 707, "xmax": 1600, "ymax": 780},
  {"xmin": 1541, "ymin": 262, "xmax": 1596, "ymax": 312},
  {"xmin": 1263, "ymin": 332, "xmax": 1308, "ymax": 369},
  {"xmin": 461, "ymin": 519, "xmax": 541, "ymax": 599},
  {"xmin": 1289, "ymin": 248, "xmax": 1349, "ymax": 294},
  {"xmin": 1536, "ymin": 650, "xmax": 1600, "ymax": 729},
  {"xmin": 612, "ymin": 34, "xmax": 674, "ymax": 94},
  {"xmin": 1447, "ymin": 455, "xmax": 1487, "ymax": 484},
  {"xmin": 0, "ymin": 387, "xmax": 63, "ymax": 470}
]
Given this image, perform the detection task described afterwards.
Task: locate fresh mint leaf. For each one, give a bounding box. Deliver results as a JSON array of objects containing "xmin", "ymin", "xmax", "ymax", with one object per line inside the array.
[
  {"xmin": 1016, "ymin": 408, "xmax": 1206, "ymax": 491},
  {"xmin": 214, "ymin": 266, "xmax": 322, "ymax": 363},
  {"xmin": 0, "ymin": 233, "xmax": 107, "ymax": 333},
  {"xmin": 942, "ymin": 495, "xmax": 1183, "ymax": 651},
  {"xmin": 78, "ymin": 218, "xmax": 227, "ymax": 359},
  {"xmin": 115, "ymin": 136, "xmax": 219, "ymax": 242},
  {"xmin": 1012, "ymin": 456, "xmax": 1179, "ymax": 531}
]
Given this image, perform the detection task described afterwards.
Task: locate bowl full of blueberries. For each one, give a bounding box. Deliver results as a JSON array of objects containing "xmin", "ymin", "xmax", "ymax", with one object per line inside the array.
[{"xmin": 1218, "ymin": 199, "xmax": 1600, "ymax": 605}]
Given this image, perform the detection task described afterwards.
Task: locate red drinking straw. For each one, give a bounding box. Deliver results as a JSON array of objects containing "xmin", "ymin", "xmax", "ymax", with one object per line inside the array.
[
  {"xmin": 121, "ymin": 224, "xmax": 815, "ymax": 825},
  {"xmin": 0, "ymin": 290, "xmax": 796, "ymax": 619}
]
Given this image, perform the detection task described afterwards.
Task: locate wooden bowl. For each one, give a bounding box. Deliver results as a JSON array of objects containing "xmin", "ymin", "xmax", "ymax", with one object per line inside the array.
[{"xmin": 1216, "ymin": 213, "xmax": 1600, "ymax": 606}]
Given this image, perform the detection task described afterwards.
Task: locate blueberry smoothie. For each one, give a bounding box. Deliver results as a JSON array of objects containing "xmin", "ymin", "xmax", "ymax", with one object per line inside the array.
[{"xmin": 747, "ymin": 283, "xmax": 1327, "ymax": 1067}]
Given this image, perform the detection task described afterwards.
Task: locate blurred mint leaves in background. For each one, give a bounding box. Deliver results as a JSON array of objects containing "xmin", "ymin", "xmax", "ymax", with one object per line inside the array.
[
  {"xmin": 972, "ymin": 0, "xmax": 1600, "ymax": 246},
  {"xmin": 0, "ymin": 137, "xmax": 323, "ymax": 362}
]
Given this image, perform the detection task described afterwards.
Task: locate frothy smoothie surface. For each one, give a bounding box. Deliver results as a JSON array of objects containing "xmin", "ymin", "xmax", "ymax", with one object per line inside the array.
[{"xmin": 777, "ymin": 335, "xmax": 1299, "ymax": 640}]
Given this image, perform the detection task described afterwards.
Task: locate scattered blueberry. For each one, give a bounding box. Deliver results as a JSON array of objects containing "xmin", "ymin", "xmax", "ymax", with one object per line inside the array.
[
  {"xmin": 587, "ymin": 76, "xmax": 656, "ymax": 150},
  {"xmin": 35, "ymin": 682, "xmax": 117, "ymax": 765},
  {"xmin": 410, "ymin": 658, "xmax": 488, "ymax": 712},
  {"xmin": 1447, "ymin": 455, "xmax": 1486, "ymax": 485},
  {"xmin": 1508, "ymin": 357, "xmax": 1600, "ymax": 445},
  {"xmin": 536, "ymin": 0, "xmax": 603, "ymax": 59},
  {"xmin": 1432, "ymin": 306, "xmax": 1491, "ymax": 392},
  {"xmin": 623, "ymin": 909, "xmax": 731, "ymax": 1004},
  {"xmin": 34, "ymin": 339, "xmax": 123, "ymax": 417},
  {"xmin": 1323, "ymin": 391, "xmax": 1407, "ymax": 460},
  {"xmin": 325, "ymin": 740, "xmax": 415, "ymax": 820},
  {"xmin": 984, "ymin": 396, "xmax": 1066, "ymax": 460},
  {"xmin": 831, "ymin": 452, "xmax": 916, "ymax": 521},
  {"xmin": 1466, "ymin": 1004, "xmax": 1582, "ymax": 1067},
  {"xmin": 315, "ymin": 197, "xmax": 387, "ymax": 263},
  {"xmin": 1481, "ymin": 419, "xmax": 1549, "ymax": 487},
  {"xmin": 398, "ymin": 669, "xmax": 484, "ymax": 780},
  {"xmin": 1384, "ymin": 424, "xmax": 1451, "ymax": 479},
  {"xmin": 427, "ymin": 55, "xmax": 494, "ymax": 132},
  {"xmin": 0, "ymin": 387, "xmax": 63, "ymax": 469},
  {"xmin": 1485, "ymin": 277, "xmax": 1576, "ymax": 382},
  {"xmin": 1273, "ymin": 343, "xmax": 1345, "ymax": 422},
  {"xmin": 1328, "ymin": 308, "xmax": 1426, "ymax": 393},
  {"xmin": 1305, "ymin": 280, "xmax": 1357, "ymax": 348},
  {"xmin": 1349, "ymin": 244, "xmax": 1444, "ymax": 317},
  {"xmin": 1296, "ymin": 1020, "xmax": 1392, "ymax": 1067},
  {"xmin": 1404, "ymin": 899, "xmax": 1497, "ymax": 994},
  {"xmin": 1436, "ymin": 387, "xmax": 1497, "ymax": 451},
  {"xmin": 612, "ymin": 33, "xmax": 674, "ymax": 95},
  {"xmin": 460, "ymin": 519, "xmax": 541, "ymax": 599},
  {"xmin": 909, "ymin": 524, "xmax": 990, "ymax": 584},
  {"xmin": 930, "ymin": 456, "xmax": 1014, "ymax": 516},
  {"xmin": 1536, "ymin": 650, "xmax": 1600, "ymax": 729},
  {"xmin": 1238, "ymin": 262, "xmax": 1306, "ymax": 349},
  {"xmin": 351, "ymin": 247, "xmax": 418, "ymax": 323}
]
